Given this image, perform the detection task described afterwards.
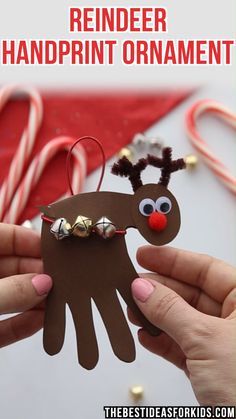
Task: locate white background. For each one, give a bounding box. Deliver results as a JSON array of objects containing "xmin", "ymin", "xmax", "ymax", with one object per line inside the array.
[{"xmin": 0, "ymin": 1, "xmax": 236, "ymax": 418}]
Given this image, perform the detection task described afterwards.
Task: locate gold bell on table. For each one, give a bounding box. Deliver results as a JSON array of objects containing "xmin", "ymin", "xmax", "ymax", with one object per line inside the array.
[
  {"xmin": 185, "ymin": 154, "xmax": 198, "ymax": 169},
  {"xmin": 129, "ymin": 385, "xmax": 144, "ymax": 401},
  {"xmin": 117, "ymin": 147, "xmax": 134, "ymax": 161},
  {"xmin": 72, "ymin": 215, "xmax": 93, "ymax": 238}
]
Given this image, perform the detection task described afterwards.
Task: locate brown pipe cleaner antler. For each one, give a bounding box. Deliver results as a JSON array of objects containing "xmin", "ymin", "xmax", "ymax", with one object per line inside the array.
[{"xmin": 112, "ymin": 147, "xmax": 186, "ymax": 191}]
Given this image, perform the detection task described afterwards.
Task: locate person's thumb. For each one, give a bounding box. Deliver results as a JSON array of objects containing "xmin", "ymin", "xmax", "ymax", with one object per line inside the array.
[
  {"xmin": 131, "ymin": 277, "xmax": 203, "ymax": 348},
  {"xmin": 0, "ymin": 273, "xmax": 52, "ymax": 315}
]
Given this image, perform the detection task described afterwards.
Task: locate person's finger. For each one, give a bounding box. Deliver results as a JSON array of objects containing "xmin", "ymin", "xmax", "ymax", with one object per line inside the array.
[
  {"xmin": 138, "ymin": 329, "xmax": 187, "ymax": 374},
  {"xmin": 0, "ymin": 257, "xmax": 43, "ymax": 279},
  {"xmin": 128, "ymin": 272, "xmax": 221, "ymax": 327},
  {"xmin": 0, "ymin": 223, "xmax": 41, "ymax": 258},
  {"xmin": 0, "ymin": 308, "xmax": 44, "ymax": 348},
  {"xmin": 131, "ymin": 277, "xmax": 206, "ymax": 350},
  {"xmin": 141, "ymin": 272, "xmax": 221, "ymax": 317},
  {"xmin": 137, "ymin": 246, "xmax": 236, "ymax": 304},
  {"xmin": 0, "ymin": 273, "xmax": 52, "ymax": 314},
  {"xmin": 223, "ymin": 288, "xmax": 236, "ymax": 319}
]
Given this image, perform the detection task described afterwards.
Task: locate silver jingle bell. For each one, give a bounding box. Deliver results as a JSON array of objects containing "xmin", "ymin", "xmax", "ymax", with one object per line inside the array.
[
  {"xmin": 132, "ymin": 133, "xmax": 147, "ymax": 152},
  {"xmin": 94, "ymin": 216, "xmax": 116, "ymax": 239},
  {"xmin": 50, "ymin": 218, "xmax": 72, "ymax": 240},
  {"xmin": 149, "ymin": 137, "xmax": 164, "ymax": 154}
]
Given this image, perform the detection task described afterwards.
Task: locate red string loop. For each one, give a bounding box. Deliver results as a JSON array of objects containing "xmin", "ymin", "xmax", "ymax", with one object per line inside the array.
[{"xmin": 66, "ymin": 136, "xmax": 106, "ymax": 195}]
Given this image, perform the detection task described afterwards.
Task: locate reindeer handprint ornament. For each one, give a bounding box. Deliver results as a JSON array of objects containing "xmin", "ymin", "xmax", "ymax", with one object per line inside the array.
[{"xmin": 41, "ymin": 138, "xmax": 186, "ymax": 369}]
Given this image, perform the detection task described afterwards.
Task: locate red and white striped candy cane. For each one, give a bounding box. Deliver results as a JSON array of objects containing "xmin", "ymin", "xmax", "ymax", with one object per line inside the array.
[
  {"xmin": 0, "ymin": 85, "xmax": 43, "ymax": 220},
  {"xmin": 0, "ymin": 85, "xmax": 88, "ymax": 224},
  {"xmin": 3, "ymin": 136, "xmax": 87, "ymax": 224},
  {"xmin": 186, "ymin": 100, "xmax": 236, "ymax": 195}
]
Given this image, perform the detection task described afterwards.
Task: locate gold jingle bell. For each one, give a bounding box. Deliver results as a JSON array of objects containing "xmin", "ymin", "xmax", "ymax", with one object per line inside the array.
[
  {"xmin": 93, "ymin": 216, "xmax": 116, "ymax": 239},
  {"xmin": 117, "ymin": 147, "xmax": 134, "ymax": 161},
  {"xmin": 129, "ymin": 385, "xmax": 144, "ymax": 401},
  {"xmin": 50, "ymin": 218, "xmax": 72, "ymax": 240},
  {"xmin": 72, "ymin": 215, "xmax": 93, "ymax": 238},
  {"xmin": 185, "ymin": 154, "xmax": 198, "ymax": 169}
]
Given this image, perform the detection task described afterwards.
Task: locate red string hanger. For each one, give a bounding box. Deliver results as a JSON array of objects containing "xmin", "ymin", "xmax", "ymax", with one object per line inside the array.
[
  {"xmin": 42, "ymin": 136, "xmax": 126, "ymax": 237},
  {"xmin": 66, "ymin": 136, "xmax": 106, "ymax": 195}
]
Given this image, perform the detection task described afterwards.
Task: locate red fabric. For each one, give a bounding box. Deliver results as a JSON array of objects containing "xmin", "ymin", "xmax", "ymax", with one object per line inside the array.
[{"xmin": 0, "ymin": 90, "xmax": 190, "ymax": 222}]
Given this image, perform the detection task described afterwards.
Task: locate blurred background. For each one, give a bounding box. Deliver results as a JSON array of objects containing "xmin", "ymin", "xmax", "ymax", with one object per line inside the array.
[{"xmin": 0, "ymin": 1, "xmax": 235, "ymax": 418}]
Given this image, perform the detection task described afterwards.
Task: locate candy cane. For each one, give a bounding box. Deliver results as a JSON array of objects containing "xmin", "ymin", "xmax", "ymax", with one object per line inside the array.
[
  {"xmin": 0, "ymin": 85, "xmax": 43, "ymax": 220},
  {"xmin": 3, "ymin": 136, "xmax": 86, "ymax": 224},
  {"xmin": 0, "ymin": 85, "xmax": 87, "ymax": 224},
  {"xmin": 186, "ymin": 100, "xmax": 236, "ymax": 195}
]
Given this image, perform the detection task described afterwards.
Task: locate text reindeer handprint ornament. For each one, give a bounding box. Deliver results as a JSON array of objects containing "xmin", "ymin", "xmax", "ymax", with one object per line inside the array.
[{"xmin": 41, "ymin": 137, "xmax": 186, "ymax": 369}]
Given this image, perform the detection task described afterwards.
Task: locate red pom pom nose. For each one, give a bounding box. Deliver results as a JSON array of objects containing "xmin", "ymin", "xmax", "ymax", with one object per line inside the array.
[{"xmin": 148, "ymin": 212, "xmax": 167, "ymax": 232}]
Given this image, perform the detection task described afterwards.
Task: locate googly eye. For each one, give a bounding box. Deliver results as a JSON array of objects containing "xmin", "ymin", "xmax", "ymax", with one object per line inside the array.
[
  {"xmin": 139, "ymin": 199, "xmax": 156, "ymax": 216},
  {"xmin": 156, "ymin": 196, "xmax": 172, "ymax": 214}
]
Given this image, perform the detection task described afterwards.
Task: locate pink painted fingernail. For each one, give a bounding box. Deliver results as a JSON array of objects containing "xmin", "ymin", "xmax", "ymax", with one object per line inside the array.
[
  {"xmin": 32, "ymin": 274, "xmax": 52, "ymax": 296},
  {"xmin": 131, "ymin": 278, "xmax": 155, "ymax": 302}
]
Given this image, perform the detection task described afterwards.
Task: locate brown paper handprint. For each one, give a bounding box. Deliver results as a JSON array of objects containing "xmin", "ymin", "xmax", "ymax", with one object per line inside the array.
[{"xmin": 41, "ymin": 147, "xmax": 186, "ymax": 369}]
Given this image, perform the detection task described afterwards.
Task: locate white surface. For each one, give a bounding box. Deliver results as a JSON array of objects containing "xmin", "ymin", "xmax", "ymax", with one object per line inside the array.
[{"xmin": 0, "ymin": 86, "xmax": 236, "ymax": 419}]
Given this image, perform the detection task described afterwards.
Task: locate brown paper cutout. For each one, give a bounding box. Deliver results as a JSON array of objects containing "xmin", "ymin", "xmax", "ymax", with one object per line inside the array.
[{"xmin": 41, "ymin": 148, "xmax": 185, "ymax": 369}]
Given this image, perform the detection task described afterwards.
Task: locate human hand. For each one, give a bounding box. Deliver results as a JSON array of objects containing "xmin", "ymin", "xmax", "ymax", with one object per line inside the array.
[
  {"xmin": 0, "ymin": 223, "xmax": 52, "ymax": 348},
  {"xmin": 130, "ymin": 245, "xmax": 236, "ymax": 406}
]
